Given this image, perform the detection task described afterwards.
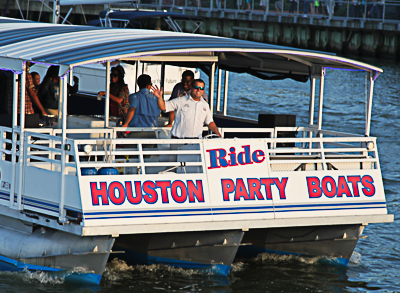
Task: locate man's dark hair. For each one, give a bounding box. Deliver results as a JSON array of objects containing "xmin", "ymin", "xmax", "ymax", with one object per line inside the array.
[
  {"xmin": 182, "ymin": 70, "xmax": 195, "ymax": 79},
  {"xmin": 30, "ymin": 72, "xmax": 39, "ymax": 79},
  {"xmin": 137, "ymin": 74, "xmax": 152, "ymax": 89},
  {"xmin": 192, "ymin": 79, "xmax": 205, "ymax": 87}
]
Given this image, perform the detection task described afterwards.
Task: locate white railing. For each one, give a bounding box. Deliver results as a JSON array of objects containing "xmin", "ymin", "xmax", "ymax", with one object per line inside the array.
[{"xmin": 0, "ymin": 125, "xmax": 380, "ymax": 222}]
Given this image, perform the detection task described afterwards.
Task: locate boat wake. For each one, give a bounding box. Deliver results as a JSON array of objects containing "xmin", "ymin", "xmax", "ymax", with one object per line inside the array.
[{"xmin": 253, "ymin": 252, "xmax": 344, "ymax": 266}]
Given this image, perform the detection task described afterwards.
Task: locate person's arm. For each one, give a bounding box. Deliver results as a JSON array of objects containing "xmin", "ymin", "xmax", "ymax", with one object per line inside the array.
[
  {"xmin": 122, "ymin": 106, "xmax": 136, "ymax": 127},
  {"xmin": 206, "ymin": 121, "xmax": 222, "ymax": 138},
  {"xmin": 28, "ymin": 87, "xmax": 47, "ymax": 115},
  {"xmin": 152, "ymin": 85, "xmax": 166, "ymax": 111},
  {"xmin": 166, "ymin": 111, "xmax": 175, "ymax": 127}
]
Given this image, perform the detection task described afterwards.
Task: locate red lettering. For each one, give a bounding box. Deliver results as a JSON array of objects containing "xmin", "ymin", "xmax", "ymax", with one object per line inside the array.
[
  {"xmin": 90, "ymin": 182, "xmax": 108, "ymax": 205},
  {"xmin": 260, "ymin": 178, "xmax": 274, "ymax": 200},
  {"xmin": 322, "ymin": 177, "xmax": 337, "ymax": 197},
  {"xmin": 361, "ymin": 175, "xmax": 375, "ymax": 196},
  {"xmin": 247, "ymin": 178, "xmax": 264, "ymax": 200},
  {"xmin": 187, "ymin": 180, "xmax": 204, "ymax": 202},
  {"xmin": 347, "ymin": 176, "xmax": 361, "ymax": 197},
  {"xmin": 307, "ymin": 177, "xmax": 322, "ymax": 198},
  {"xmin": 156, "ymin": 181, "xmax": 171, "ymax": 203},
  {"xmin": 108, "ymin": 182, "xmax": 125, "ymax": 205},
  {"xmin": 171, "ymin": 181, "xmax": 187, "ymax": 203},
  {"xmin": 126, "ymin": 181, "xmax": 141, "ymax": 204},
  {"xmin": 234, "ymin": 179, "xmax": 250, "ymax": 200},
  {"xmin": 273, "ymin": 178, "xmax": 288, "ymax": 199},
  {"xmin": 221, "ymin": 179, "xmax": 235, "ymax": 201},
  {"xmin": 143, "ymin": 181, "xmax": 157, "ymax": 204},
  {"xmin": 337, "ymin": 176, "xmax": 352, "ymax": 197}
]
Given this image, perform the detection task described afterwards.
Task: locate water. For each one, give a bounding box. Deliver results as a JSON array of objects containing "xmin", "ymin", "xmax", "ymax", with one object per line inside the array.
[{"xmin": 1, "ymin": 57, "xmax": 399, "ymax": 292}]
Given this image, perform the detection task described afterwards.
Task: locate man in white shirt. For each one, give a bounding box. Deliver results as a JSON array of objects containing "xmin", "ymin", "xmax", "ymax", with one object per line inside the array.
[{"xmin": 156, "ymin": 79, "xmax": 221, "ymax": 139}]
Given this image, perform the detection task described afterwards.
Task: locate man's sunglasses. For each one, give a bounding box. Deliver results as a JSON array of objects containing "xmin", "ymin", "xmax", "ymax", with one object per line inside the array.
[
  {"xmin": 193, "ymin": 85, "xmax": 204, "ymax": 90},
  {"xmin": 110, "ymin": 73, "xmax": 118, "ymax": 78}
]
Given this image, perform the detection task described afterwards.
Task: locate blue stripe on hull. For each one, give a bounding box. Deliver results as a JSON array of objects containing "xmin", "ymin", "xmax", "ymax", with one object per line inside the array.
[{"xmin": 0, "ymin": 255, "xmax": 102, "ymax": 285}]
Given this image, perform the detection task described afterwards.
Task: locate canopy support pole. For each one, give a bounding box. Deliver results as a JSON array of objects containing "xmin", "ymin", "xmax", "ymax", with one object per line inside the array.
[
  {"xmin": 309, "ymin": 76, "xmax": 316, "ymax": 128},
  {"xmin": 365, "ymin": 72, "xmax": 374, "ymax": 137},
  {"xmin": 317, "ymin": 68, "xmax": 326, "ymax": 170},
  {"xmin": 16, "ymin": 64, "xmax": 26, "ymax": 211},
  {"xmin": 161, "ymin": 62, "xmax": 165, "ymax": 100},
  {"xmin": 216, "ymin": 68, "xmax": 222, "ymax": 112},
  {"xmin": 10, "ymin": 72, "xmax": 19, "ymax": 209},
  {"xmin": 105, "ymin": 61, "xmax": 110, "ymax": 128},
  {"xmin": 223, "ymin": 71, "xmax": 229, "ymax": 116},
  {"xmin": 59, "ymin": 76, "xmax": 68, "ymax": 223},
  {"xmin": 317, "ymin": 69, "xmax": 325, "ymax": 132},
  {"xmin": 209, "ymin": 62, "xmax": 216, "ymax": 114}
]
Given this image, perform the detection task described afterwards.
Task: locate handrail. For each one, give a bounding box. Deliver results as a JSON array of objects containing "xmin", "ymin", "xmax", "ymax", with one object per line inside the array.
[{"xmin": 132, "ymin": 0, "xmax": 400, "ymax": 24}]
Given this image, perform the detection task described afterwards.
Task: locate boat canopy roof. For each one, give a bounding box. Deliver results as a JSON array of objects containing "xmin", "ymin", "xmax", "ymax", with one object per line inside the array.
[
  {"xmin": 0, "ymin": 17, "xmax": 382, "ymax": 81},
  {"xmin": 98, "ymin": 10, "xmax": 204, "ymax": 22}
]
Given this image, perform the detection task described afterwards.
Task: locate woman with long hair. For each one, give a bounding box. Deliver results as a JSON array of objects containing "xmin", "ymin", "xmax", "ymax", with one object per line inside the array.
[{"xmin": 98, "ymin": 65, "xmax": 129, "ymax": 119}]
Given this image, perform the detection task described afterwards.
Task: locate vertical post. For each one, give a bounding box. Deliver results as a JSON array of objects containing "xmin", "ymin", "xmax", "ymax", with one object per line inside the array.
[
  {"xmin": 309, "ymin": 76, "xmax": 316, "ymax": 127},
  {"xmin": 105, "ymin": 61, "xmax": 110, "ymax": 128},
  {"xmin": 135, "ymin": 61, "xmax": 140, "ymax": 92},
  {"xmin": 317, "ymin": 69, "xmax": 326, "ymax": 170},
  {"xmin": 69, "ymin": 68, "xmax": 73, "ymax": 86},
  {"xmin": 161, "ymin": 62, "xmax": 165, "ymax": 101},
  {"xmin": 10, "ymin": 72, "xmax": 18, "ymax": 209},
  {"xmin": 53, "ymin": 0, "xmax": 60, "ymax": 24},
  {"xmin": 317, "ymin": 69, "xmax": 325, "ymax": 131},
  {"xmin": 209, "ymin": 62, "xmax": 216, "ymax": 114},
  {"xmin": 308, "ymin": 76, "xmax": 316, "ymax": 151},
  {"xmin": 16, "ymin": 64, "xmax": 27, "ymax": 210},
  {"xmin": 58, "ymin": 76, "xmax": 68, "ymax": 223},
  {"xmin": 216, "ymin": 68, "xmax": 222, "ymax": 112},
  {"xmin": 365, "ymin": 72, "xmax": 374, "ymax": 137},
  {"xmin": 223, "ymin": 71, "xmax": 229, "ymax": 116}
]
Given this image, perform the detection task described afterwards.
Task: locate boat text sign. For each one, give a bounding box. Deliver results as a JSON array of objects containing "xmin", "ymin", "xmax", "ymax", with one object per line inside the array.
[{"xmin": 78, "ymin": 140, "xmax": 387, "ymax": 226}]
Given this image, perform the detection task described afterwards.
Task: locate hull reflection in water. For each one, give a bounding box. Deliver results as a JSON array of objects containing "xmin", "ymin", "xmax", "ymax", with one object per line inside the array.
[
  {"xmin": 238, "ymin": 225, "xmax": 364, "ymax": 265},
  {"xmin": 111, "ymin": 230, "xmax": 244, "ymax": 276}
]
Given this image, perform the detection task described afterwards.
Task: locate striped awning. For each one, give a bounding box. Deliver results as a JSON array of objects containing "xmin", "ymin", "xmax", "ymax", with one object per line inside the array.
[{"xmin": 0, "ymin": 17, "xmax": 382, "ymax": 78}]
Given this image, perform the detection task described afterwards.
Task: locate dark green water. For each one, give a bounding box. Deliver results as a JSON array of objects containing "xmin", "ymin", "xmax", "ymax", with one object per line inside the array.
[{"xmin": 1, "ymin": 57, "xmax": 399, "ymax": 293}]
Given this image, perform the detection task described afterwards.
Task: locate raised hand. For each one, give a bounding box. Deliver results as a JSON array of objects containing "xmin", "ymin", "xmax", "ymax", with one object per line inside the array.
[{"xmin": 151, "ymin": 85, "xmax": 164, "ymax": 99}]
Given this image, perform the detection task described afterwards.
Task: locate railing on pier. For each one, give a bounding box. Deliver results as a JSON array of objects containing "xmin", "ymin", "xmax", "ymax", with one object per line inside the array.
[{"xmin": 119, "ymin": 0, "xmax": 400, "ymax": 24}]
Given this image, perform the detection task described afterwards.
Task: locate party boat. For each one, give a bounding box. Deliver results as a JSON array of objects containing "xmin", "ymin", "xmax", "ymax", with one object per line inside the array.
[{"xmin": 0, "ymin": 17, "xmax": 393, "ymax": 284}]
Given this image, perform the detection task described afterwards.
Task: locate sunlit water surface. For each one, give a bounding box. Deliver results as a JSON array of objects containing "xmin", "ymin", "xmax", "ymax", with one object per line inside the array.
[{"xmin": 1, "ymin": 57, "xmax": 399, "ymax": 293}]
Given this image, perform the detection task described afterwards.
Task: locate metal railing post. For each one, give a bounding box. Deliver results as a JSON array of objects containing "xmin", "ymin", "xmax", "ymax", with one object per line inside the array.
[
  {"xmin": 209, "ymin": 62, "xmax": 216, "ymax": 114},
  {"xmin": 16, "ymin": 64, "xmax": 27, "ymax": 210},
  {"xmin": 59, "ymin": 76, "xmax": 68, "ymax": 223},
  {"xmin": 105, "ymin": 61, "xmax": 110, "ymax": 128},
  {"xmin": 10, "ymin": 72, "xmax": 18, "ymax": 209}
]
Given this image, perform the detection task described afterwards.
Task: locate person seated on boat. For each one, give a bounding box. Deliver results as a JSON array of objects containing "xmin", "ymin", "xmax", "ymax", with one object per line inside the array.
[
  {"xmin": 38, "ymin": 65, "xmax": 79, "ymax": 116},
  {"xmin": 157, "ymin": 79, "xmax": 221, "ymax": 139},
  {"xmin": 166, "ymin": 70, "xmax": 208, "ymax": 127},
  {"xmin": 122, "ymin": 74, "xmax": 160, "ymax": 139},
  {"xmin": 5, "ymin": 62, "xmax": 47, "ymax": 117},
  {"xmin": 97, "ymin": 65, "xmax": 129, "ymax": 121},
  {"xmin": 30, "ymin": 72, "xmax": 40, "ymax": 95}
]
